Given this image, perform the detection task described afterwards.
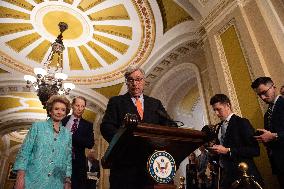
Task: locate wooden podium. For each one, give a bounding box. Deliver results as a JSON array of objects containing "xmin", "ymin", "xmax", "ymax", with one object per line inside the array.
[{"xmin": 102, "ymin": 120, "xmax": 207, "ymax": 189}]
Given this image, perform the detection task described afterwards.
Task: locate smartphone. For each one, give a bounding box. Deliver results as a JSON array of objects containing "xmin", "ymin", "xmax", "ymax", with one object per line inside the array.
[{"xmin": 254, "ymin": 130, "xmax": 264, "ymax": 136}]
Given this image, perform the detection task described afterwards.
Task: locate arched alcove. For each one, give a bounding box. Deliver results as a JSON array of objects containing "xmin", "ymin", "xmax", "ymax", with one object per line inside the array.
[{"xmin": 150, "ymin": 63, "xmax": 209, "ymax": 130}]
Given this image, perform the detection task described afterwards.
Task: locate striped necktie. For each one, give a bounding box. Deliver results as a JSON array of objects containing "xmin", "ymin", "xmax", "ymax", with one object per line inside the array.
[
  {"xmin": 135, "ymin": 98, "xmax": 143, "ymax": 120},
  {"xmin": 267, "ymin": 104, "xmax": 274, "ymax": 128}
]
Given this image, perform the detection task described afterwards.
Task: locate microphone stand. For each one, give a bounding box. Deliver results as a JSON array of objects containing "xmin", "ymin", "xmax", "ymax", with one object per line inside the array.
[{"xmin": 156, "ymin": 110, "xmax": 183, "ymax": 127}]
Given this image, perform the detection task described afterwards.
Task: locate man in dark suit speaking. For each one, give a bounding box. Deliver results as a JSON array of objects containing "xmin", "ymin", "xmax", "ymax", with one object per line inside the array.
[
  {"xmin": 62, "ymin": 96, "xmax": 94, "ymax": 189},
  {"xmin": 209, "ymin": 94, "xmax": 263, "ymax": 189},
  {"xmin": 251, "ymin": 77, "xmax": 284, "ymax": 188},
  {"xmin": 100, "ymin": 66, "xmax": 171, "ymax": 189}
]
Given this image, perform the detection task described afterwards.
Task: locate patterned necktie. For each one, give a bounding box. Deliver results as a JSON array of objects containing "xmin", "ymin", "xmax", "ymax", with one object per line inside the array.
[
  {"xmin": 135, "ymin": 98, "xmax": 143, "ymax": 120},
  {"xmin": 221, "ymin": 120, "xmax": 228, "ymax": 145},
  {"xmin": 267, "ymin": 104, "xmax": 274, "ymax": 128},
  {"xmin": 71, "ymin": 119, "xmax": 78, "ymax": 133},
  {"xmin": 71, "ymin": 119, "xmax": 78, "ymax": 159}
]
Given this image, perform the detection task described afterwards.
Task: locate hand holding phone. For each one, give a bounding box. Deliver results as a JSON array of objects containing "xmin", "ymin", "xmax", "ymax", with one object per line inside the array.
[{"xmin": 254, "ymin": 130, "xmax": 264, "ymax": 136}]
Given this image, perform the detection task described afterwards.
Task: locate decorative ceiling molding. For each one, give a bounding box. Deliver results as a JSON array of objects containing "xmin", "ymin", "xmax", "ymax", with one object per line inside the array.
[
  {"xmin": 198, "ymin": 0, "xmax": 210, "ymax": 7},
  {"xmin": 0, "ymin": 67, "xmax": 9, "ymax": 73},
  {"xmin": 0, "ymin": 118, "xmax": 40, "ymax": 136},
  {"xmin": 156, "ymin": 0, "xmax": 193, "ymax": 33},
  {"xmin": 0, "ymin": 51, "xmax": 33, "ymax": 75},
  {"xmin": 200, "ymin": 0, "xmax": 236, "ymax": 31},
  {"xmin": 0, "ymin": 0, "xmax": 156, "ymax": 86},
  {"xmin": 0, "ymin": 84, "xmax": 31, "ymax": 95},
  {"xmin": 144, "ymin": 41, "xmax": 202, "ymax": 94}
]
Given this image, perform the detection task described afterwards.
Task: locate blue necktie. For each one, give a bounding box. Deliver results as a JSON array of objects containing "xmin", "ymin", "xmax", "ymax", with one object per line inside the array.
[
  {"xmin": 219, "ymin": 120, "xmax": 228, "ymax": 167},
  {"xmin": 221, "ymin": 120, "xmax": 228, "ymax": 145}
]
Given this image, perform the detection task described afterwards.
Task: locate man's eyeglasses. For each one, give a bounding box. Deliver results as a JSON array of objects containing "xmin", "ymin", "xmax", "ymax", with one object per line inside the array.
[
  {"xmin": 126, "ymin": 77, "xmax": 144, "ymax": 83},
  {"xmin": 257, "ymin": 84, "xmax": 274, "ymax": 97}
]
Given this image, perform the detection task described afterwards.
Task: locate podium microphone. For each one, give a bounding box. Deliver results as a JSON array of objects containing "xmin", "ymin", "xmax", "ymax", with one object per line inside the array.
[{"xmin": 156, "ymin": 110, "xmax": 183, "ymax": 127}]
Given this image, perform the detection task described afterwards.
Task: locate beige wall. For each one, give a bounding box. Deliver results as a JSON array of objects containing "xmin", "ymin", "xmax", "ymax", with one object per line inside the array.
[{"xmin": 203, "ymin": 0, "xmax": 284, "ymax": 188}]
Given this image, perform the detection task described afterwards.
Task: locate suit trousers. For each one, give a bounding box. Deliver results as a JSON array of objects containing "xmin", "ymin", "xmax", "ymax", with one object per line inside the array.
[{"xmin": 72, "ymin": 163, "xmax": 87, "ymax": 189}]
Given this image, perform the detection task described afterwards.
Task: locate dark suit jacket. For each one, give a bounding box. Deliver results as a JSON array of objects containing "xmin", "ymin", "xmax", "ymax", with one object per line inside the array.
[
  {"xmin": 264, "ymin": 96, "xmax": 284, "ymax": 175},
  {"xmin": 100, "ymin": 93, "xmax": 170, "ymax": 142},
  {"xmin": 62, "ymin": 115, "xmax": 94, "ymax": 188},
  {"xmin": 216, "ymin": 114, "xmax": 262, "ymax": 188},
  {"xmin": 100, "ymin": 93, "xmax": 170, "ymax": 188}
]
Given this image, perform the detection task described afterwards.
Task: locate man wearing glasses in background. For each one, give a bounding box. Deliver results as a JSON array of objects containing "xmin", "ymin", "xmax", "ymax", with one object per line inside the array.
[
  {"xmin": 100, "ymin": 65, "xmax": 171, "ymax": 189},
  {"xmin": 251, "ymin": 77, "xmax": 284, "ymax": 188},
  {"xmin": 280, "ymin": 85, "xmax": 284, "ymax": 97}
]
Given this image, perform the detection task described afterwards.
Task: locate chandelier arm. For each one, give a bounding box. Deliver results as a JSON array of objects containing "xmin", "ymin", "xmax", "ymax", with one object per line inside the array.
[{"xmin": 23, "ymin": 22, "xmax": 74, "ymax": 109}]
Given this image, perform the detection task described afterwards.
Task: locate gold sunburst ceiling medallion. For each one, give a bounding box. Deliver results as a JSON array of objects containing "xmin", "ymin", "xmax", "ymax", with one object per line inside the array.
[{"xmin": 0, "ymin": 0, "xmax": 155, "ymax": 86}]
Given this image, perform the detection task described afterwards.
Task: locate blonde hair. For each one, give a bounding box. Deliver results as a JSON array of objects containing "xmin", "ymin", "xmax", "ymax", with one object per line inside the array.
[{"xmin": 46, "ymin": 95, "xmax": 71, "ymax": 116}]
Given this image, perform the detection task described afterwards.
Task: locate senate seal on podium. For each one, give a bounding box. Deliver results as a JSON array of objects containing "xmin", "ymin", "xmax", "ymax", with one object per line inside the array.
[{"xmin": 147, "ymin": 150, "xmax": 176, "ymax": 183}]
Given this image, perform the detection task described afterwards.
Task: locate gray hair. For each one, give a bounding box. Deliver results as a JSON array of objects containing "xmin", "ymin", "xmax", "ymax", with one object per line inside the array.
[
  {"xmin": 72, "ymin": 96, "xmax": 87, "ymax": 106},
  {"xmin": 124, "ymin": 65, "xmax": 145, "ymax": 79}
]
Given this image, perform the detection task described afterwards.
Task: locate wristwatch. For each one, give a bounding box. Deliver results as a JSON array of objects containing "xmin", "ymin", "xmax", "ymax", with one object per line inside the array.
[
  {"xmin": 274, "ymin": 133, "xmax": 279, "ymax": 140},
  {"xmin": 227, "ymin": 148, "xmax": 231, "ymax": 155}
]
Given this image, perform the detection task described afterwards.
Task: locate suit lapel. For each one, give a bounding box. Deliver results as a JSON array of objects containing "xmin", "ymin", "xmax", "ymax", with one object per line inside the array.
[
  {"xmin": 77, "ymin": 118, "xmax": 88, "ymax": 133},
  {"xmin": 123, "ymin": 93, "xmax": 139, "ymax": 115},
  {"xmin": 268, "ymin": 96, "xmax": 283, "ymax": 130},
  {"xmin": 223, "ymin": 114, "xmax": 235, "ymax": 144},
  {"xmin": 271, "ymin": 96, "xmax": 283, "ymax": 119},
  {"xmin": 77, "ymin": 119, "xmax": 83, "ymax": 131},
  {"xmin": 143, "ymin": 95, "xmax": 151, "ymax": 122}
]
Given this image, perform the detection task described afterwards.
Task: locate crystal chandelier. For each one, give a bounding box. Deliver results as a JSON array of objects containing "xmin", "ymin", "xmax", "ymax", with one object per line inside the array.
[{"xmin": 24, "ymin": 22, "xmax": 75, "ymax": 109}]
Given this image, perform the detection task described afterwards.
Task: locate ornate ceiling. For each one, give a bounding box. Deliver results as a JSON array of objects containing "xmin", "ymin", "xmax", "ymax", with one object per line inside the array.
[
  {"xmin": 0, "ymin": 0, "xmax": 214, "ymax": 88},
  {"xmin": 0, "ymin": 0, "xmax": 157, "ymax": 85},
  {"xmin": 0, "ymin": 0, "xmax": 219, "ymax": 128},
  {"xmin": 0, "ymin": 0, "xmax": 221, "ymax": 120}
]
